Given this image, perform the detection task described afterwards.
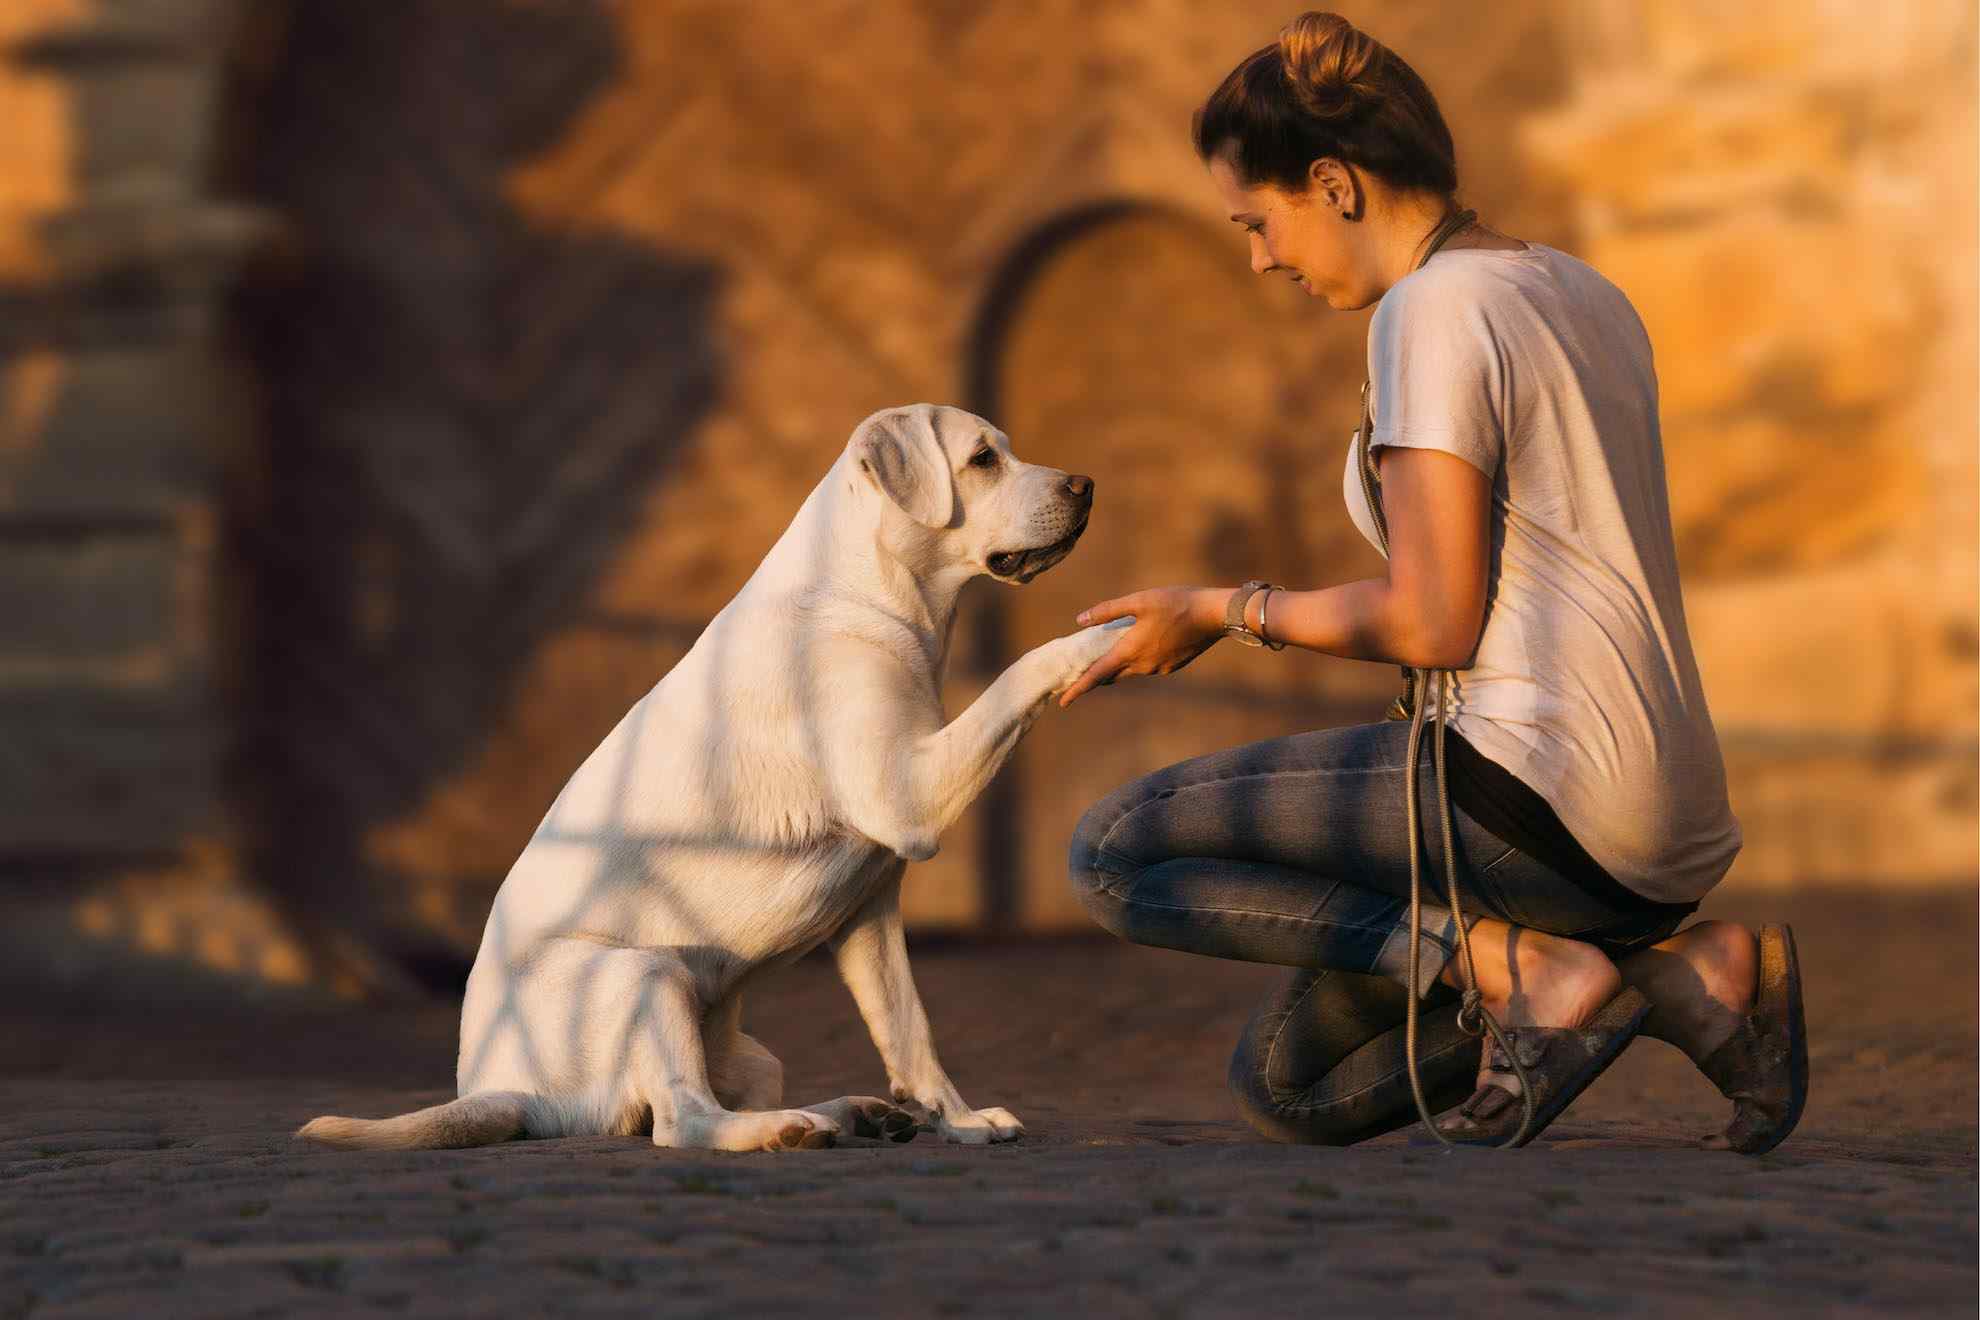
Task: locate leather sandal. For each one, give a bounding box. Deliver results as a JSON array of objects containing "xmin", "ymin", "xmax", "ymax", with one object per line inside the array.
[
  {"xmin": 1434, "ymin": 986, "xmax": 1651, "ymax": 1147},
  {"xmin": 1695, "ymin": 923, "xmax": 1808, "ymax": 1154}
]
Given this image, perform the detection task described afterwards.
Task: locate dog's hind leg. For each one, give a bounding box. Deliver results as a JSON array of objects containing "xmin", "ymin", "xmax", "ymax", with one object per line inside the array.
[
  {"xmin": 630, "ymin": 959, "xmax": 841, "ymax": 1152},
  {"xmin": 703, "ymin": 996, "xmax": 784, "ymax": 1112},
  {"xmin": 800, "ymin": 1095, "xmax": 920, "ymax": 1143},
  {"xmin": 703, "ymin": 1004, "xmax": 911, "ymax": 1139}
]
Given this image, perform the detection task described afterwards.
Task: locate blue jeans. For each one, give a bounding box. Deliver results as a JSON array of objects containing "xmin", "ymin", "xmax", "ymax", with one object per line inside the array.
[{"xmin": 1067, "ymin": 720, "xmax": 1694, "ymax": 1145}]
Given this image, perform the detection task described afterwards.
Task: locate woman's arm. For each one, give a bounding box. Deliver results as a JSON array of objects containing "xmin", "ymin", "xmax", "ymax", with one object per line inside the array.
[
  {"xmin": 1059, "ymin": 446, "xmax": 1490, "ymax": 706},
  {"xmin": 1257, "ymin": 445, "xmax": 1492, "ymax": 664}
]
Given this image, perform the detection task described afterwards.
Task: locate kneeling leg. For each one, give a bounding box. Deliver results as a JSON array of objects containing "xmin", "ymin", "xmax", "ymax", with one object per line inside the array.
[{"xmin": 1228, "ymin": 968, "xmax": 1477, "ymax": 1146}]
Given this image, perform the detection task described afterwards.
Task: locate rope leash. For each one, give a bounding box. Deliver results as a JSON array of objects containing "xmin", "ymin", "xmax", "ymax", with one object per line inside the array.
[{"xmin": 1357, "ymin": 206, "xmax": 1536, "ymax": 1149}]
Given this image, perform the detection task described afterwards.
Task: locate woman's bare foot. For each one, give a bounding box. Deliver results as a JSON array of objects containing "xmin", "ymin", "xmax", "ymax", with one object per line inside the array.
[
  {"xmin": 1620, "ymin": 921, "xmax": 1806, "ymax": 1153},
  {"xmin": 1438, "ymin": 920, "xmax": 1622, "ymax": 1092},
  {"xmin": 1440, "ymin": 919, "xmax": 1621, "ymax": 1029},
  {"xmin": 1615, "ymin": 920, "xmax": 1758, "ymax": 1062}
]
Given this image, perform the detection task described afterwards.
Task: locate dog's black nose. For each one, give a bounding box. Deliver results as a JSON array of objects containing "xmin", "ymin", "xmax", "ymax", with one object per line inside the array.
[{"xmin": 1064, "ymin": 474, "xmax": 1093, "ymax": 502}]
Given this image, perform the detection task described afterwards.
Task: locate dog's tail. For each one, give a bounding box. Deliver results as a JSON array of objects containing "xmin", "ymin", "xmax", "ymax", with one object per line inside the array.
[{"xmin": 296, "ymin": 1091, "xmax": 532, "ymax": 1151}]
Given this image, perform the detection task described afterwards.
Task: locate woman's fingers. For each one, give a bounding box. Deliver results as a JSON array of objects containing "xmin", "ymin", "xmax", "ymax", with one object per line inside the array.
[
  {"xmin": 1075, "ymin": 593, "xmax": 1142, "ymax": 627},
  {"xmin": 1061, "ymin": 586, "xmax": 1214, "ymax": 706},
  {"xmin": 1057, "ymin": 632, "xmax": 1138, "ymax": 707}
]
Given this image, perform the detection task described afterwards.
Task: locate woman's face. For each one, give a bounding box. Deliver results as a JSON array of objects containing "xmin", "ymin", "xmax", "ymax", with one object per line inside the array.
[{"xmin": 1208, "ymin": 149, "xmax": 1368, "ymax": 309}]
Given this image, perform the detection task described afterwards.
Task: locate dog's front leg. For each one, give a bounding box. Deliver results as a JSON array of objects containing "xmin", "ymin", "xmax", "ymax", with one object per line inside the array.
[
  {"xmin": 818, "ymin": 621, "xmax": 1128, "ymax": 861},
  {"xmin": 828, "ymin": 877, "xmax": 1020, "ymax": 1144},
  {"xmin": 907, "ymin": 619, "xmax": 1132, "ymax": 846}
]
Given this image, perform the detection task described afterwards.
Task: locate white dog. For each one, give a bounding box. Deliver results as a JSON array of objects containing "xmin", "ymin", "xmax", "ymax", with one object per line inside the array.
[{"xmin": 299, "ymin": 404, "xmax": 1125, "ymax": 1153}]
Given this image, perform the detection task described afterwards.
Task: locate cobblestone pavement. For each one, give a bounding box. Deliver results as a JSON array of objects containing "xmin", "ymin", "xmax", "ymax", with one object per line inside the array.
[{"xmin": 4, "ymin": 891, "xmax": 1974, "ymax": 1317}]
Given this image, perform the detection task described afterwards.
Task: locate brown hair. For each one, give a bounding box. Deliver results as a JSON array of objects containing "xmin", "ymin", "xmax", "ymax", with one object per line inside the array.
[{"xmin": 1192, "ymin": 12, "xmax": 1458, "ymax": 206}]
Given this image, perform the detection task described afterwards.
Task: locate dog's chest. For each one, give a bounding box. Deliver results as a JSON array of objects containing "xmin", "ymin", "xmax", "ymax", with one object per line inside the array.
[{"xmin": 768, "ymin": 835, "xmax": 900, "ymax": 951}]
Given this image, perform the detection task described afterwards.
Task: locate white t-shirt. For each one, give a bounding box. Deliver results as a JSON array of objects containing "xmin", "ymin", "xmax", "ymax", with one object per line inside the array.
[{"xmin": 1342, "ymin": 240, "xmax": 1741, "ymax": 904}]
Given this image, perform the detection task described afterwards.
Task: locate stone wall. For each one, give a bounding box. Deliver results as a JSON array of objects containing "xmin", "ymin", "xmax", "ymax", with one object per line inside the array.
[
  {"xmin": 0, "ymin": 1, "xmax": 315, "ymax": 987},
  {"xmin": 1521, "ymin": 0, "xmax": 1978, "ymax": 886},
  {"xmin": 2, "ymin": 1, "xmax": 1971, "ymax": 999},
  {"xmin": 344, "ymin": 0, "xmax": 1586, "ymax": 941}
]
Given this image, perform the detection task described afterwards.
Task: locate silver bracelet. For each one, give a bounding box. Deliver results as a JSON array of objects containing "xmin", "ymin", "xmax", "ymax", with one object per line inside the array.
[
  {"xmin": 1257, "ymin": 587, "xmax": 1287, "ymax": 651},
  {"xmin": 1223, "ymin": 580, "xmax": 1272, "ymax": 647}
]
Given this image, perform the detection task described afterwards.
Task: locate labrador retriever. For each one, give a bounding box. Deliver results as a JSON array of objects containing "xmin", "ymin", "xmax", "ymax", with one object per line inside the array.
[{"xmin": 299, "ymin": 404, "xmax": 1125, "ymax": 1152}]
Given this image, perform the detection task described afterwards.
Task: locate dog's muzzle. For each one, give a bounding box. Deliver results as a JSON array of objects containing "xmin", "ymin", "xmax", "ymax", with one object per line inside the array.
[{"xmin": 988, "ymin": 476, "xmax": 1093, "ymax": 584}]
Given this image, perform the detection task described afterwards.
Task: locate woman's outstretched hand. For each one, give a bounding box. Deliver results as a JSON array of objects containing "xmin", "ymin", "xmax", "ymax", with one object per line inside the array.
[{"xmin": 1058, "ymin": 586, "xmax": 1227, "ymax": 707}]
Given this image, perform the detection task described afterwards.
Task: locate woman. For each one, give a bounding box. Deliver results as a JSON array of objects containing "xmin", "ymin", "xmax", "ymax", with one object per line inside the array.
[{"xmin": 1062, "ymin": 12, "xmax": 1806, "ymax": 1149}]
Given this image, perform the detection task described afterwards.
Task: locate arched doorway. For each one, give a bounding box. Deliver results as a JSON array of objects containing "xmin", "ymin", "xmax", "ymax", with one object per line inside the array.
[{"xmin": 960, "ymin": 203, "xmax": 1393, "ymax": 929}]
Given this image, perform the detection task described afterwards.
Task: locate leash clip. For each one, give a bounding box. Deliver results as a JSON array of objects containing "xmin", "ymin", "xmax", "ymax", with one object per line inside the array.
[{"xmin": 1457, "ymin": 988, "xmax": 1487, "ymax": 1037}]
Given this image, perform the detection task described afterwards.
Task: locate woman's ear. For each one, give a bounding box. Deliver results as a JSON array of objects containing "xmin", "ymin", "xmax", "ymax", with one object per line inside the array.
[
  {"xmin": 849, "ymin": 404, "xmax": 956, "ymax": 529},
  {"xmin": 1310, "ymin": 157, "xmax": 1361, "ymax": 220}
]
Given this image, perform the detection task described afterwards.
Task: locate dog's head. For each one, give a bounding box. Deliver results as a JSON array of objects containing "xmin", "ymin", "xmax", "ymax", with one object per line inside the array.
[{"xmin": 847, "ymin": 403, "xmax": 1093, "ymax": 585}]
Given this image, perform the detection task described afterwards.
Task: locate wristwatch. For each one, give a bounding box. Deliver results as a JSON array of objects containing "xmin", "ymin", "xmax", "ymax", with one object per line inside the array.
[{"xmin": 1223, "ymin": 580, "xmax": 1286, "ymax": 650}]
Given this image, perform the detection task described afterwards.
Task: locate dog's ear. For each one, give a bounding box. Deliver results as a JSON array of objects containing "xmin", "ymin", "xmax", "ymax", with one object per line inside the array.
[{"xmin": 850, "ymin": 405, "xmax": 956, "ymax": 529}]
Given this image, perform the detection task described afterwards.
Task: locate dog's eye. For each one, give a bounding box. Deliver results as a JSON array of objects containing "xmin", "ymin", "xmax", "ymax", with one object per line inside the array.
[{"xmin": 968, "ymin": 447, "xmax": 999, "ymax": 470}]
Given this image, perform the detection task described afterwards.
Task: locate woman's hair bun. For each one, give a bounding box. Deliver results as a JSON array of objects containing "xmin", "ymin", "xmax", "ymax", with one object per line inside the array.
[
  {"xmin": 1277, "ymin": 10, "xmax": 1383, "ymax": 121},
  {"xmin": 1194, "ymin": 10, "xmax": 1457, "ymax": 196}
]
